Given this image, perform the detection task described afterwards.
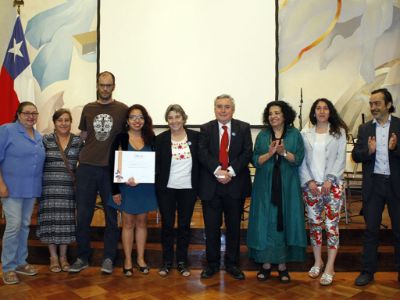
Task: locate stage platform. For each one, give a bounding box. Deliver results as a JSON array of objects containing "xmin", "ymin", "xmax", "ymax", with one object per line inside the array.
[{"xmin": 0, "ymin": 195, "xmax": 396, "ymax": 272}]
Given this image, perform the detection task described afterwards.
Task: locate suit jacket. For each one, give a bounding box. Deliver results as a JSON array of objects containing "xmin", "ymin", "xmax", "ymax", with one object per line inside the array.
[
  {"xmin": 352, "ymin": 116, "xmax": 400, "ymax": 200},
  {"xmin": 109, "ymin": 132, "xmax": 156, "ymax": 196},
  {"xmin": 155, "ymin": 128, "xmax": 199, "ymax": 192},
  {"xmin": 198, "ymin": 119, "xmax": 253, "ymax": 201},
  {"xmin": 299, "ymin": 126, "xmax": 347, "ymax": 186}
]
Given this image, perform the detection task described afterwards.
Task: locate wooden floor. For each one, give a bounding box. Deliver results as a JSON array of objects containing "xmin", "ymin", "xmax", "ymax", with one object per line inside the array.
[
  {"xmin": 0, "ymin": 267, "xmax": 399, "ymax": 299},
  {"xmin": 1, "ymin": 195, "xmax": 399, "ymax": 299}
]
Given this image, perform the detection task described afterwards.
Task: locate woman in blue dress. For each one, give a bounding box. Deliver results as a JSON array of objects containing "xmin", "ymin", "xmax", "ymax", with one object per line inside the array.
[{"xmin": 109, "ymin": 104, "xmax": 157, "ymax": 277}]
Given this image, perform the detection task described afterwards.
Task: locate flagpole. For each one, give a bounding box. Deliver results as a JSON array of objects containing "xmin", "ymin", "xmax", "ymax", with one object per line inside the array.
[{"xmin": 13, "ymin": 0, "xmax": 25, "ymax": 15}]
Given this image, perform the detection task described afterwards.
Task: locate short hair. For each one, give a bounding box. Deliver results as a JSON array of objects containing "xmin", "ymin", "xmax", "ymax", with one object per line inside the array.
[
  {"xmin": 263, "ymin": 100, "xmax": 296, "ymax": 127},
  {"xmin": 164, "ymin": 104, "xmax": 188, "ymax": 124},
  {"xmin": 14, "ymin": 101, "xmax": 37, "ymax": 122},
  {"xmin": 309, "ymin": 98, "xmax": 348, "ymax": 138},
  {"xmin": 214, "ymin": 94, "xmax": 235, "ymax": 110},
  {"xmin": 126, "ymin": 104, "xmax": 155, "ymax": 146},
  {"xmin": 97, "ymin": 71, "xmax": 115, "ymax": 85},
  {"xmin": 371, "ymin": 88, "xmax": 395, "ymax": 113},
  {"xmin": 52, "ymin": 108, "xmax": 72, "ymax": 123}
]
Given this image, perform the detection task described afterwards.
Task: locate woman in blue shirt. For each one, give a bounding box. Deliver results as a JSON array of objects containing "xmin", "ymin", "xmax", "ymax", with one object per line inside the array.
[{"xmin": 0, "ymin": 102, "xmax": 45, "ymax": 285}]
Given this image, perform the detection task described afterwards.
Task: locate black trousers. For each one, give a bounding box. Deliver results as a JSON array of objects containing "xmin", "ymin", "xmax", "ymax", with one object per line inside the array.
[
  {"xmin": 75, "ymin": 164, "xmax": 120, "ymax": 262},
  {"xmin": 202, "ymin": 188, "xmax": 244, "ymax": 268},
  {"xmin": 157, "ymin": 188, "xmax": 197, "ymax": 264},
  {"xmin": 362, "ymin": 175, "xmax": 400, "ymax": 273}
]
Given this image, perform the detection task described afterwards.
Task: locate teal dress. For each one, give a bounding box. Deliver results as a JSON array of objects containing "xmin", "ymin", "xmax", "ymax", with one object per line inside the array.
[
  {"xmin": 108, "ymin": 144, "xmax": 158, "ymax": 214},
  {"xmin": 247, "ymin": 126, "xmax": 307, "ymax": 263}
]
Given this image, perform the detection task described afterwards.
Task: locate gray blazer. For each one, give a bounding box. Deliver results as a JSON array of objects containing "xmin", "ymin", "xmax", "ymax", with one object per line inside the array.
[{"xmin": 299, "ymin": 126, "xmax": 347, "ymax": 187}]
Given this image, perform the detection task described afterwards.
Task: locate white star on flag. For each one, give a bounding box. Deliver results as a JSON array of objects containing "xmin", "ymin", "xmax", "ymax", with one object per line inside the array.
[{"xmin": 8, "ymin": 38, "xmax": 24, "ymax": 61}]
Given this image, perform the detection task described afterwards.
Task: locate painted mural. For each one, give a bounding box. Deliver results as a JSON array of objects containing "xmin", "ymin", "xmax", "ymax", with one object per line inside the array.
[
  {"xmin": 279, "ymin": 0, "xmax": 400, "ymax": 136},
  {"xmin": 1, "ymin": 0, "xmax": 399, "ymax": 135}
]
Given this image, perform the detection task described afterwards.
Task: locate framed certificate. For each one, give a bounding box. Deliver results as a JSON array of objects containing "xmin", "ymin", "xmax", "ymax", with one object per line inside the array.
[{"xmin": 113, "ymin": 150, "xmax": 155, "ymax": 183}]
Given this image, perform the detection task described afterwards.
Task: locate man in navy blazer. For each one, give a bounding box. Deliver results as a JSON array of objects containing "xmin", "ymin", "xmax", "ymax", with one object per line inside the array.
[
  {"xmin": 352, "ymin": 88, "xmax": 400, "ymax": 286},
  {"xmin": 198, "ymin": 94, "xmax": 253, "ymax": 280}
]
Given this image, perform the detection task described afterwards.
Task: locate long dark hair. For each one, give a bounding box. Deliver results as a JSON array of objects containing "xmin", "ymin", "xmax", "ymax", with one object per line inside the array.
[
  {"xmin": 126, "ymin": 104, "xmax": 155, "ymax": 146},
  {"xmin": 309, "ymin": 98, "xmax": 348, "ymax": 138}
]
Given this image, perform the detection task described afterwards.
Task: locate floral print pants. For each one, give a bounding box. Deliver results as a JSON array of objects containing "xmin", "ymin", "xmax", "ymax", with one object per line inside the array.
[{"xmin": 303, "ymin": 184, "xmax": 343, "ymax": 249}]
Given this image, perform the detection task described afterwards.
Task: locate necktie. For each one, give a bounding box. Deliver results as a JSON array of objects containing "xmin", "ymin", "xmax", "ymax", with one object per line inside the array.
[{"xmin": 219, "ymin": 125, "xmax": 229, "ymax": 170}]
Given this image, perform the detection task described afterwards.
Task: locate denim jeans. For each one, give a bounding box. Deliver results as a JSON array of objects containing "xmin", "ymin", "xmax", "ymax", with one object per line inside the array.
[{"xmin": 1, "ymin": 197, "xmax": 36, "ymax": 272}]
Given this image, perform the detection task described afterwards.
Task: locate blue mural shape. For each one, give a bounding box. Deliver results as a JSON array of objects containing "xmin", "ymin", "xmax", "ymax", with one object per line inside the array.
[{"xmin": 25, "ymin": 0, "xmax": 97, "ymax": 90}]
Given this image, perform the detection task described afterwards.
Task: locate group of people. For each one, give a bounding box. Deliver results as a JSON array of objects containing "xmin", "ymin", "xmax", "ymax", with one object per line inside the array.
[{"xmin": 0, "ymin": 71, "xmax": 399, "ymax": 288}]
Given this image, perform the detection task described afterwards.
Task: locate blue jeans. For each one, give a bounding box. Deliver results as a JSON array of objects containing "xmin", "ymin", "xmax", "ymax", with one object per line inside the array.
[{"xmin": 1, "ymin": 197, "xmax": 36, "ymax": 272}]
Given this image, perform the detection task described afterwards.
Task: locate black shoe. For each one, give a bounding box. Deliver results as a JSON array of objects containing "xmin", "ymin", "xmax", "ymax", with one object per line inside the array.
[
  {"xmin": 177, "ymin": 262, "xmax": 191, "ymax": 277},
  {"xmin": 355, "ymin": 271, "xmax": 374, "ymax": 286},
  {"xmin": 225, "ymin": 265, "xmax": 245, "ymax": 280},
  {"xmin": 200, "ymin": 266, "xmax": 218, "ymax": 279},
  {"xmin": 158, "ymin": 263, "xmax": 172, "ymax": 277}
]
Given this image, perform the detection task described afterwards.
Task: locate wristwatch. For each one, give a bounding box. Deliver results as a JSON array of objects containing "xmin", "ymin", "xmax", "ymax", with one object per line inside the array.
[{"xmin": 282, "ymin": 150, "xmax": 288, "ymax": 157}]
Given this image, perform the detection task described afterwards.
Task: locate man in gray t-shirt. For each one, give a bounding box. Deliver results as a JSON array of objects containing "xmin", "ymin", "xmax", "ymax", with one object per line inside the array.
[{"xmin": 69, "ymin": 71, "xmax": 128, "ymax": 274}]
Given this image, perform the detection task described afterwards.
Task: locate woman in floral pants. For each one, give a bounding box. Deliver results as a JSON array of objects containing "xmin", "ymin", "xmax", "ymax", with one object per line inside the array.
[{"xmin": 300, "ymin": 98, "xmax": 348, "ymax": 285}]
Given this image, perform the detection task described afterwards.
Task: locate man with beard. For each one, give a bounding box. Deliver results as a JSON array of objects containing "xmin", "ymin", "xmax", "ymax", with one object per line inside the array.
[
  {"xmin": 69, "ymin": 71, "xmax": 128, "ymax": 274},
  {"xmin": 353, "ymin": 88, "xmax": 400, "ymax": 285}
]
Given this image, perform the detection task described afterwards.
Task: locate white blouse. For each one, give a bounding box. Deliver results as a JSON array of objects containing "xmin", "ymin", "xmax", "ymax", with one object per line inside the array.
[
  {"xmin": 167, "ymin": 136, "xmax": 193, "ymax": 189},
  {"xmin": 310, "ymin": 133, "xmax": 328, "ymax": 183}
]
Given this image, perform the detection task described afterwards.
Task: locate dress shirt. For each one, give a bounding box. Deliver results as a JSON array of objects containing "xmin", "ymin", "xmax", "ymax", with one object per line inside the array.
[
  {"xmin": 0, "ymin": 121, "xmax": 45, "ymax": 197},
  {"xmin": 373, "ymin": 116, "xmax": 391, "ymax": 175}
]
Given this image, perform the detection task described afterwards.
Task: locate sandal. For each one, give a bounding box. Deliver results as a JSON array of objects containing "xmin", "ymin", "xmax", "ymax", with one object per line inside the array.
[
  {"xmin": 137, "ymin": 264, "xmax": 150, "ymax": 274},
  {"xmin": 2, "ymin": 271, "xmax": 20, "ymax": 285},
  {"xmin": 320, "ymin": 272, "xmax": 335, "ymax": 286},
  {"xmin": 308, "ymin": 263, "xmax": 324, "ymax": 279},
  {"xmin": 158, "ymin": 263, "xmax": 171, "ymax": 277},
  {"xmin": 59, "ymin": 257, "xmax": 70, "ymax": 272},
  {"xmin": 49, "ymin": 256, "xmax": 61, "ymax": 273},
  {"xmin": 177, "ymin": 262, "xmax": 191, "ymax": 277},
  {"xmin": 123, "ymin": 267, "xmax": 133, "ymax": 277},
  {"xmin": 278, "ymin": 269, "xmax": 291, "ymax": 283},
  {"xmin": 257, "ymin": 265, "xmax": 272, "ymax": 281}
]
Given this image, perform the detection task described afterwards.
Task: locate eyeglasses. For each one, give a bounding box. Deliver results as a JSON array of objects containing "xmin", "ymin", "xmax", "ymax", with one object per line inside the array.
[
  {"xmin": 20, "ymin": 112, "xmax": 39, "ymax": 117},
  {"xmin": 98, "ymin": 84, "xmax": 114, "ymax": 89},
  {"xmin": 128, "ymin": 115, "xmax": 144, "ymax": 121}
]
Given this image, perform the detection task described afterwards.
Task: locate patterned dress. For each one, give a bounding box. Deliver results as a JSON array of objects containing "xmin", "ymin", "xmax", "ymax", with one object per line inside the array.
[{"xmin": 37, "ymin": 133, "xmax": 82, "ymax": 244}]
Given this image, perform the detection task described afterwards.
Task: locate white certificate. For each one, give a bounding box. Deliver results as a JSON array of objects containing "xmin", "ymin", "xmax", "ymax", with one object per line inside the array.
[{"xmin": 113, "ymin": 151, "xmax": 155, "ymax": 183}]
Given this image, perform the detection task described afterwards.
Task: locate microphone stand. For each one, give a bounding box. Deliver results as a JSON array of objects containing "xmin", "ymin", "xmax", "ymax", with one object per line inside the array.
[{"xmin": 298, "ymin": 88, "xmax": 303, "ymax": 130}]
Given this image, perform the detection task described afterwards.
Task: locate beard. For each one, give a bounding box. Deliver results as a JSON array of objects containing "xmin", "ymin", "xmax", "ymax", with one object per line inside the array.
[{"xmin": 97, "ymin": 91, "xmax": 112, "ymax": 101}]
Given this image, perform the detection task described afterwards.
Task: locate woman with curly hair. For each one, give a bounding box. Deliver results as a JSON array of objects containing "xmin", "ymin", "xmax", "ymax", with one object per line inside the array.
[
  {"xmin": 300, "ymin": 98, "xmax": 348, "ymax": 285},
  {"xmin": 247, "ymin": 100, "xmax": 306, "ymax": 283},
  {"xmin": 109, "ymin": 104, "xmax": 157, "ymax": 277}
]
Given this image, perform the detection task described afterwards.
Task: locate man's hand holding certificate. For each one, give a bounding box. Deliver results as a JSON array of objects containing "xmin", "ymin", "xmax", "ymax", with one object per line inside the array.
[{"xmin": 113, "ymin": 151, "xmax": 155, "ymax": 183}]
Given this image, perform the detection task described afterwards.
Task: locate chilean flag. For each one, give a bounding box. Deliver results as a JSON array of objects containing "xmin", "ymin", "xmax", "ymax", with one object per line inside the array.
[{"xmin": 0, "ymin": 16, "xmax": 34, "ymax": 125}]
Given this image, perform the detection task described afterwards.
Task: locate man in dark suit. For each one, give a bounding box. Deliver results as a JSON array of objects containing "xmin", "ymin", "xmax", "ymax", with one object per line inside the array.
[
  {"xmin": 352, "ymin": 88, "xmax": 400, "ymax": 286},
  {"xmin": 198, "ymin": 94, "xmax": 253, "ymax": 280}
]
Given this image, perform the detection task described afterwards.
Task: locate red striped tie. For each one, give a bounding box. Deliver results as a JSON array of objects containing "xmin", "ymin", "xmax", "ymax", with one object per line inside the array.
[{"xmin": 219, "ymin": 125, "xmax": 229, "ymax": 170}]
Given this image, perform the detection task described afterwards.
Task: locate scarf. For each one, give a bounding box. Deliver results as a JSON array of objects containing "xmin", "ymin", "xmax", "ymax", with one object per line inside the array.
[{"xmin": 270, "ymin": 126, "xmax": 286, "ymax": 232}]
